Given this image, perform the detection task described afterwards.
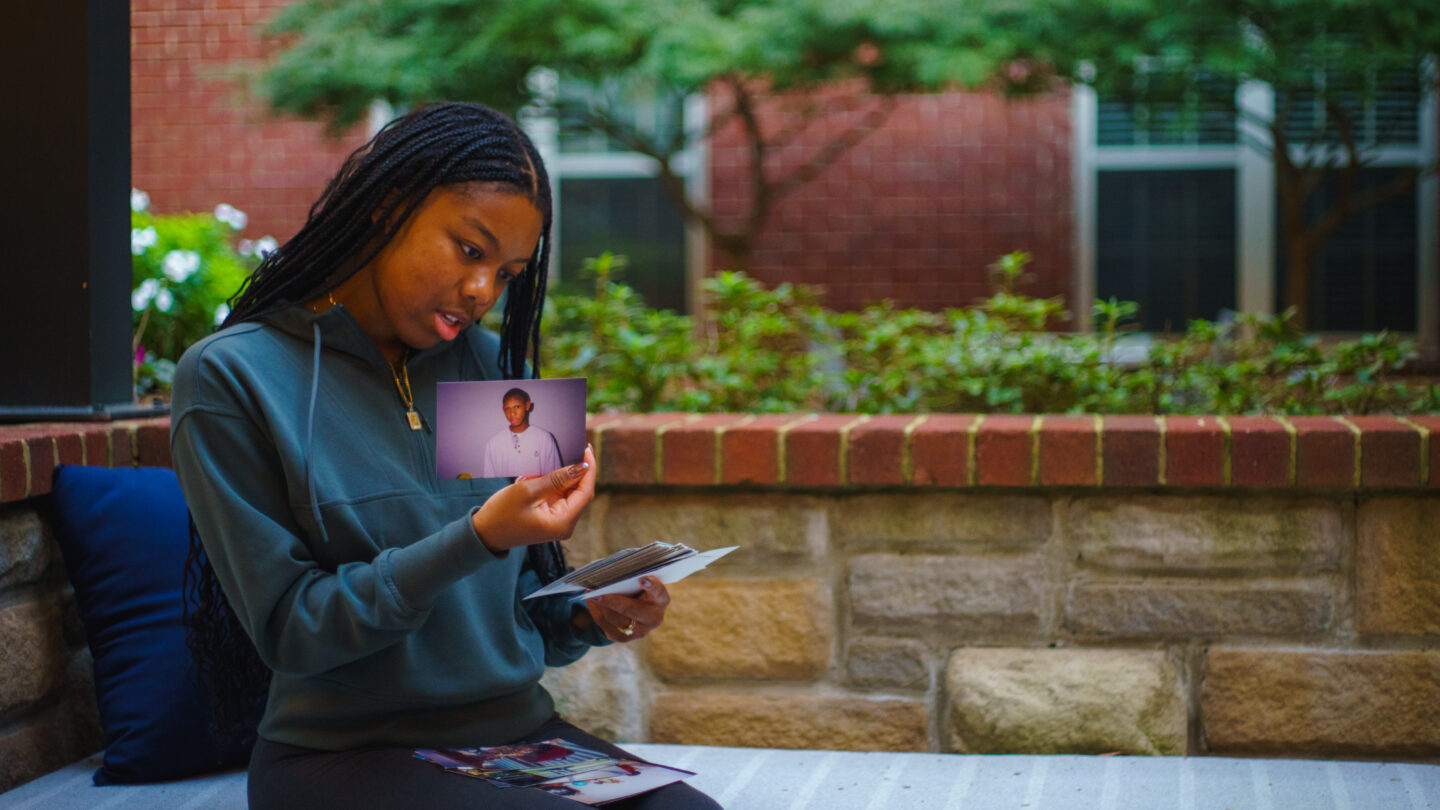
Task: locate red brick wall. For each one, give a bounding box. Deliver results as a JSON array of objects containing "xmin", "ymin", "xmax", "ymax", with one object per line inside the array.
[
  {"xmin": 130, "ymin": 0, "xmax": 366, "ymax": 242},
  {"xmin": 708, "ymin": 88, "xmax": 1074, "ymax": 312}
]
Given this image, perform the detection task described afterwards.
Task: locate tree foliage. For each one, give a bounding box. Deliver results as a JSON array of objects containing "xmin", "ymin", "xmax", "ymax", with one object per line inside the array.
[{"xmin": 259, "ymin": 0, "xmax": 1028, "ymax": 269}]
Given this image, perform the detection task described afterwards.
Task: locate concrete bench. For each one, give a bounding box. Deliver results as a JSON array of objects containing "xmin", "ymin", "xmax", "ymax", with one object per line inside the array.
[{"xmin": 3, "ymin": 745, "xmax": 1438, "ymax": 809}]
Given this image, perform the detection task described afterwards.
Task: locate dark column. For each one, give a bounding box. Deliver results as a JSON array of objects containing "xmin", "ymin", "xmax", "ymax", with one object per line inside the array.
[{"xmin": 0, "ymin": 0, "xmax": 159, "ymax": 420}]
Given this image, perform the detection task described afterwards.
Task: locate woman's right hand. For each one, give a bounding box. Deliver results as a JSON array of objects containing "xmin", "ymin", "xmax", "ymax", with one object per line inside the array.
[{"xmin": 470, "ymin": 444, "xmax": 597, "ymax": 553}]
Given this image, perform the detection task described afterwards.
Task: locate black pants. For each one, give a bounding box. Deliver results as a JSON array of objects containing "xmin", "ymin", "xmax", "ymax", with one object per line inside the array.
[{"xmin": 247, "ymin": 714, "xmax": 722, "ymax": 810}]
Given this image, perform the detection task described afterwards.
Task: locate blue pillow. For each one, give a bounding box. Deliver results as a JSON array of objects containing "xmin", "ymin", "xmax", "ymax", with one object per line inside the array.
[{"xmin": 47, "ymin": 465, "xmax": 251, "ymax": 785}]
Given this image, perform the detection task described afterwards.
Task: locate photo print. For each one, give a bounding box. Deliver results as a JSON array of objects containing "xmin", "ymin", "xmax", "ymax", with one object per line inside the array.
[{"xmin": 435, "ymin": 377, "xmax": 588, "ymax": 481}]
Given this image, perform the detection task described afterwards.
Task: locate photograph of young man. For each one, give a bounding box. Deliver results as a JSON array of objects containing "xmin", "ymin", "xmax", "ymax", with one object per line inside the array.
[{"xmin": 481, "ymin": 387, "xmax": 563, "ymax": 478}]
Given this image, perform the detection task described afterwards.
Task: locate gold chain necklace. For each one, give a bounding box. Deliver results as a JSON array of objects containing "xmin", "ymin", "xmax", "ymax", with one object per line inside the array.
[
  {"xmin": 391, "ymin": 351, "xmax": 421, "ymax": 431},
  {"xmin": 314, "ymin": 291, "xmax": 421, "ymax": 431},
  {"xmin": 310, "ymin": 291, "xmax": 338, "ymax": 313}
]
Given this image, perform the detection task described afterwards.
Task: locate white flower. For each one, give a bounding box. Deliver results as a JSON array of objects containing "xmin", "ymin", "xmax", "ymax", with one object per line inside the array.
[
  {"xmin": 254, "ymin": 236, "xmax": 279, "ymax": 259},
  {"xmin": 132, "ymin": 278, "xmax": 161, "ymax": 311},
  {"xmin": 155, "ymin": 288, "xmax": 174, "ymax": 313},
  {"xmin": 130, "ymin": 226, "xmax": 158, "ymax": 256},
  {"xmin": 213, "ymin": 303, "xmax": 231, "ymax": 326},
  {"xmin": 162, "ymin": 250, "xmax": 201, "ymax": 283},
  {"xmin": 214, "ymin": 203, "xmax": 248, "ymax": 231},
  {"xmin": 130, "ymin": 189, "xmax": 150, "ymax": 213},
  {"xmin": 237, "ymin": 239, "xmax": 254, "ymax": 256}
]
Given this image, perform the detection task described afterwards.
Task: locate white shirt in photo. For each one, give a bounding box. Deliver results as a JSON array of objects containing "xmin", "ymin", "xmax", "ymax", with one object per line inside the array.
[{"xmin": 481, "ymin": 425, "xmax": 564, "ymax": 478}]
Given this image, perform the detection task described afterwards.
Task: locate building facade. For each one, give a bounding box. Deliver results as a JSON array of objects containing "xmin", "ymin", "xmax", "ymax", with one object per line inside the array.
[{"xmin": 130, "ymin": 2, "xmax": 1440, "ymax": 357}]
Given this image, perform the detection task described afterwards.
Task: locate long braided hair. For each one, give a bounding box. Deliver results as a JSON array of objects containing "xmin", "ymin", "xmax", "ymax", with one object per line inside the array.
[{"xmin": 182, "ymin": 102, "xmax": 569, "ymax": 750}]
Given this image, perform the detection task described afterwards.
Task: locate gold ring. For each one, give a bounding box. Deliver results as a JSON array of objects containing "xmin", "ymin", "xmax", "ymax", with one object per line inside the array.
[{"xmin": 620, "ymin": 619, "xmax": 636, "ymax": 636}]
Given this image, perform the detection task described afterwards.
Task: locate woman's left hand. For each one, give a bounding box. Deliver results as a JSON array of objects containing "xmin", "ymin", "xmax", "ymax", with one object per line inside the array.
[{"xmin": 585, "ymin": 577, "xmax": 670, "ymax": 642}]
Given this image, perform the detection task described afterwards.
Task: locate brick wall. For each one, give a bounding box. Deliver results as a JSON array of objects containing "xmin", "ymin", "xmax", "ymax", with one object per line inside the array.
[
  {"xmin": 130, "ymin": 0, "xmax": 366, "ymax": 242},
  {"xmin": 708, "ymin": 88, "xmax": 1074, "ymax": 312}
]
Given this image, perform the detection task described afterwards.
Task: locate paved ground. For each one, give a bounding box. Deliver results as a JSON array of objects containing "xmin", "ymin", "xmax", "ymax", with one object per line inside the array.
[
  {"xmin": 2, "ymin": 745, "xmax": 1437, "ymax": 809},
  {"xmin": 627, "ymin": 744, "xmax": 1440, "ymax": 809}
]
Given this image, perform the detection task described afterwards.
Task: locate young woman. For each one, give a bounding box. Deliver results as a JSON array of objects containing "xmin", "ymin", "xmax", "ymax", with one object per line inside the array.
[{"xmin": 172, "ymin": 102, "xmax": 722, "ymax": 809}]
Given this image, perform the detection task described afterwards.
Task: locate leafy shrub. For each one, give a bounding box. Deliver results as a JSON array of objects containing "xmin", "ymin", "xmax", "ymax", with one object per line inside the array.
[
  {"xmin": 130, "ymin": 190, "xmax": 265, "ymax": 395},
  {"xmin": 543, "ymin": 251, "xmax": 1440, "ymax": 415}
]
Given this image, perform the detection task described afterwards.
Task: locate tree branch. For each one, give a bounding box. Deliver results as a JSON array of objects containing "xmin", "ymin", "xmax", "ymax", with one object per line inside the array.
[
  {"xmin": 1309, "ymin": 166, "xmax": 1420, "ymax": 246},
  {"xmin": 725, "ymin": 73, "xmax": 774, "ymax": 236},
  {"xmin": 763, "ymin": 87, "xmax": 875, "ymax": 153},
  {"xmin": 1325, "ymin": 98, "xmax": 1362, "ymax": 213},
  {"xmin": 768, "ymin": 95, "xmax": 900, "ymax": 205}
]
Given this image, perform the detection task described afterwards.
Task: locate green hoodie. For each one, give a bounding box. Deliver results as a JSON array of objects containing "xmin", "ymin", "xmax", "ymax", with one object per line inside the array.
[{"xmin": 170, "ymin": 304, "xmax": 605, "ymax": 752}]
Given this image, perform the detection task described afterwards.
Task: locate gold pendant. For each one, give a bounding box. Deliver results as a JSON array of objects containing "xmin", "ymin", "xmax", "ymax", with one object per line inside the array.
[{"xmin": 407, "ymin": 410, "xmax": 422, "ymax": 431}]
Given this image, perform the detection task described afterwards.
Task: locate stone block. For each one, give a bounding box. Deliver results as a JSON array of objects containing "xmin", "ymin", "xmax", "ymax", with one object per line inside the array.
[
  {"xmin": 829, "ymin": 494, "xmax": 1050, "ymax": 549},
  {"xmin": 945, "ymin": 647, "xmax": 1186, "ymax": 755},
  {"xmin": 651, "ymin": 692, "xmax": 928, "ymax": 751},
  {"xmin": 63, "ymin": 647, "xmax": 101, "ymax": 746},
  {"xmin": 849, "ymin": 554, "xmax": 1044, "ymax": 631},
  {"xmin": 1203, "ymin": 649, "xmax": 1440, "ymax": 756},
  {"xmin": 542, "ymin": 644, "xmax": 645, "ymax": 743},
  {"xmin": 1067, "ymin": 496, "xmax": 1342, "ymax": 572},
  {"xmin": 58, "ymin": 586, "xmax": 86, "ymax": 649},
  {"xmin": 0, "ymin": 600, "xmax": 67, "ymax": 717},
  {"xmin": 847, "ymin": 637, "xmax": 929, "ymax": 690},
  {"xmin": 602, "ymin": 494, "xmax": 826, "ymax": 562},
  {"xmin": 1356, "ymin": 497, "xmax": 1440, "ymax": 636},
  {"xmin": 0, "ymin": 674, "xmax": 101, "ymax": 793},
  {"xmin": 646, "ymin": 579, "xmax": 831, "ymax": 681},
  {"xmin": 1064, "ymin": 580, "xmax": 1332, "ymax": 637},
  {"xmin": 0, "ymin": 506, "xmax": 54, "ymax": 591},
  {"xmin": 0, "ymin": 711, "xmax": 68, "ymax": 793}
]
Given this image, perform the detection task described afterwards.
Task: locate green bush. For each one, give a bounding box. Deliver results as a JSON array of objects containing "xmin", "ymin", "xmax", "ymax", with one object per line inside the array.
[
  {"xmin": 130, "ymin": 190, "xmax": 261, "ymax": 396},
  {"xmin": 543, "ymin": 251, "xmax": 1440, "ymax": 415}
]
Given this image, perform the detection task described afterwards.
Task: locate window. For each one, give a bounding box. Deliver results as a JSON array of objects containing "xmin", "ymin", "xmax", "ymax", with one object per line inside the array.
[
  {"xmin": 525, "ymin": 74, "xmax": 704, "ymax": 313},
  {"xmin": 558, "ymin": 177, "xmax": 687, "ymax": 312},
  {"xmin": 1098, "ymin": 170, "xmax": 1238, "ymax": 331},
  {"xmin": 1275, "ymin": 168, "xmax": 1419, "ymax": 331},
  {"xmin": 1074, "ymin": 61, "xmax": 1434, "ymax": 344}
]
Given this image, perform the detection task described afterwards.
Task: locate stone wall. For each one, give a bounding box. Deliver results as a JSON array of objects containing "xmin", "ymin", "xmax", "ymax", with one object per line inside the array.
[
  {"xmin": 545, "ymin": 412, "xmax": 1440, "ymax": 758},
  {"xmin": 547, "ymin": 490, "xmax": 1440, "ymax": 758},
  {"xmin": 1, "ymin": 414, "xmax": 1437, "ymax": 791}
]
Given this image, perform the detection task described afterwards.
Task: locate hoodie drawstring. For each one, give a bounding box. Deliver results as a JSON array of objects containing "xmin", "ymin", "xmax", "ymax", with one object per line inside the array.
[{"xmin": 306, "ymin": 322, "xmax": 331, "ymax": 543}]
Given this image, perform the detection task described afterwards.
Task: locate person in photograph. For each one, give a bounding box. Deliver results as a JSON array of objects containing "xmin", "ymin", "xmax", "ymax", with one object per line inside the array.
[
  {"xmin": 481, "ymin": 388, "xmax": 563, "ymax": 478},
  {"xmin": 171, "ymin": 102, "xmax": 718, "ymax": 810}
]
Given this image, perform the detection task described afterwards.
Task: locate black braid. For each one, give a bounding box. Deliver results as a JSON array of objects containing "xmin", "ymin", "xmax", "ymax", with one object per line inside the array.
[
  {"xmin": 182, "ymin": 515, "xmax": 264, "ymax": 757},
  {"xmin": 184, "ymin": 102, "xmax": 568, "ymax": 749}
]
